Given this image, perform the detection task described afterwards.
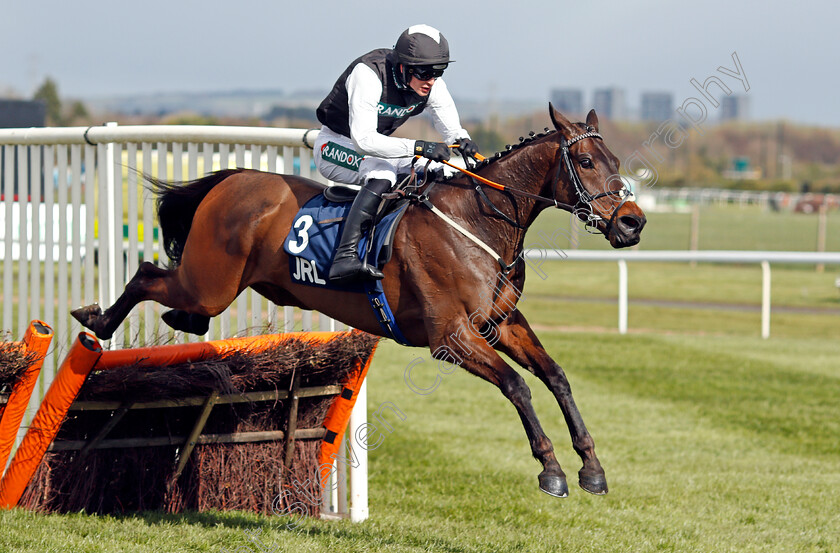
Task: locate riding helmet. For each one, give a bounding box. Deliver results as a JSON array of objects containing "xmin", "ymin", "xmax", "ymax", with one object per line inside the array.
[{"xmin": 394, "ymin": 24, "xmax": 452, "ymax": 67}]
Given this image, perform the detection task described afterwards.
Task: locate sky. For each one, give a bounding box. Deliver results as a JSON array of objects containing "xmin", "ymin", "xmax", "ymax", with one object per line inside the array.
[{"xmin": 2, "ymin": 0, "xmax": 838, "ymax": 126}]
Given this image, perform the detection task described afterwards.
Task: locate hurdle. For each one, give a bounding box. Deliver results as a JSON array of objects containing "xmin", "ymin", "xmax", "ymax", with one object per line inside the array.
[
  {"xmin": 0, "ymin": 329, "xmax": 376, "ymax": 520},
  {"xmin": 0, "ymin": 321, "xmax": 54, "ymax": 472}
]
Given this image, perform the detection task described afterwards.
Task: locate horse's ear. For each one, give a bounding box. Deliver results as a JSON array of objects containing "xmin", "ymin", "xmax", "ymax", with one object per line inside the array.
[
  {"xmin": 586, "ymin": 109, "xmax": 600, "ymax": 132},
  {"xmin": 549, "ymin": 103, "xmax": 576, "ymax": 136}
]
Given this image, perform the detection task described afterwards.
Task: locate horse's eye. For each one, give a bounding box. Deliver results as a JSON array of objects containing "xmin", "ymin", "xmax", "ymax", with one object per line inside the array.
[{"xmin": 579, "ymin": 158, "xmax": 593, "ymax": 169}]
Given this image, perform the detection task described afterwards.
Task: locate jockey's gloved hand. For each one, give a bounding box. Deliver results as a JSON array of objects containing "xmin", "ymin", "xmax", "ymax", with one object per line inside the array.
[
  {"xmin": 414, "ymin": 140, "xmax": 451, "ymax": 162},
  {"xmin": 456, "ymin": 138, "xmax": 480, "ymax": 159}
]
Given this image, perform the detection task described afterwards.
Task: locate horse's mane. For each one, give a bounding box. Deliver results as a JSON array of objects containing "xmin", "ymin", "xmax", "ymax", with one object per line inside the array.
[
  {"xmin": 477, "ymin": 128, "xmax": 556, "ymax": 169},
  {"xmin": 442, "ymin": 121, "xmax": 597, "ymax": 182},
  {"xmin": 442, "ymin": 127, "xmax": 561, "ymax": 181}
]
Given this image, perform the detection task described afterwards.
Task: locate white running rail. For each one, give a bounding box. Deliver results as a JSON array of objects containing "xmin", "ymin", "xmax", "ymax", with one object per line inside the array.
[{"xmin": 524, "ymin": 249, "xmax": 840, "ymax": 339}]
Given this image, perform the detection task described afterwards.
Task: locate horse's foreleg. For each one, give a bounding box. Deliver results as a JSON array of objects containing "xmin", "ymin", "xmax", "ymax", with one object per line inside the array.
[
  {"xmin": 495, "ymin": 311, "xmax": 608, "ymax": 495},
  {"xmin": 72, "ymin": 262, "xmax": 187, "ymax": 341},
  {"xmin": 430, "ymin": 322, "xmax": 569, "ymax": 498}
]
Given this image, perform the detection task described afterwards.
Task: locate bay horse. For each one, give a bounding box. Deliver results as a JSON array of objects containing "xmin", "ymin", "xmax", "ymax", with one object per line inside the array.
[{"xmin": 73, "ymin": 104, "xmax": 646, "ymax": 498}]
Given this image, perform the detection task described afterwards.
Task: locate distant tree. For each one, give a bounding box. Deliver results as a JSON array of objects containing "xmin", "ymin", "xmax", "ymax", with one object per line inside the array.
[
  {"xmin": 468, "ymin": 124, "xmax": 507, "ymax": 155},
  {"xmin": 67, "ymin": 101, "xmax": 89, "ymax": 124},
  {"xmin": 33, "ymin": 77, "xmax": 64, "ymax": 126},
  {"xmin": 162, "ymin": 112, "xmax": 220, "ymax": 126}
]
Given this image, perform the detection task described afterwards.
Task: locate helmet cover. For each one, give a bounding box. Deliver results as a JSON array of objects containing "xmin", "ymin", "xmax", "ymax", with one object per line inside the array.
[{"xmin": 394, "ymin": 24, "xmax": 451, "ymax": 67}]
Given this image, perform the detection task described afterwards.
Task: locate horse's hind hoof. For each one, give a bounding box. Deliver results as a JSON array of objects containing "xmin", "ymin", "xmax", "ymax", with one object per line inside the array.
[
  {"xmin": 579, "ymin": 470, "xmax": 608, "ymax": 495},
  {"xmin": 538, "ymin": 472, "xmax": 569, "ymax": 498},
  {"xmin": 71, "ymin": 304, "xmax": 101, "ymax": 328},
  {"xmin": 162, "ymin": 309, "xmax": 210, "ymax": 335}
]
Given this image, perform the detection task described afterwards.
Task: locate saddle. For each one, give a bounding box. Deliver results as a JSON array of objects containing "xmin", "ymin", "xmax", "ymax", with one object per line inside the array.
[
  {"xmin": 282, "ymin": 185, "xmax": 410, "ymax": 293},
  {"xmin": 322, "ymin": 184, "xmax": 361, "ymax": 203}
]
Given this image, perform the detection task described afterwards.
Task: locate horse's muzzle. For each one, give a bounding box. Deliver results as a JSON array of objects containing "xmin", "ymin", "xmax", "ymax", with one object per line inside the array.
[{"xmin": 609, "ymin": 212, "xmax": 646, "ymax": 248}]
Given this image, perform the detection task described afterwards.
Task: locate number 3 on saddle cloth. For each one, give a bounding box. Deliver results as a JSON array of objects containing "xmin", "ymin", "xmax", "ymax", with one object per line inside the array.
[{"xmin": 283, "ymin": 189, "xmax": 413, "ymax": 346}]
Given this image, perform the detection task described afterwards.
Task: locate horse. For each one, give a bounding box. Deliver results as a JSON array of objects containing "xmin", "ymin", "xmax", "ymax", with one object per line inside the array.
[{"xmin": 73, "ymin": 104, "xmax": 646, "ymax": 498}]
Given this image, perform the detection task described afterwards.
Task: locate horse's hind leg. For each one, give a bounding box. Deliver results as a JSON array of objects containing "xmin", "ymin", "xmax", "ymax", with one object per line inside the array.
[
  {"xmin": 495, "ymin": 311, "xmax": 608, "ymax": 495},
  {"xmin": 72, "ymin": 261, "xmax": 200, "ymax": 341}
]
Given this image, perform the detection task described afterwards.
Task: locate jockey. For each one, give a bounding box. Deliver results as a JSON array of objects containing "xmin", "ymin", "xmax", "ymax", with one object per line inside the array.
[{"xmin": 314, "ymin": 24, "xmax": 479, "ymax": 283}]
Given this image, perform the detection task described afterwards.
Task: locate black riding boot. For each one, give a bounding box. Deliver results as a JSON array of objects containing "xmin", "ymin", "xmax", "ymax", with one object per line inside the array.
[{"xmin": 329, "ymin": 179, "xmax": 390, "ymax": 283}]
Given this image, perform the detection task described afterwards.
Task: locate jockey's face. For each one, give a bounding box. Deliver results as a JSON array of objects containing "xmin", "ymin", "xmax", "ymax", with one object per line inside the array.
[
  {"xmin": 401, "ymin": 64, "xmax": 441, "ymax": 96},
  {"xmin": 408, "ymin": 75, "xmax": 435, "ymax": 96}
]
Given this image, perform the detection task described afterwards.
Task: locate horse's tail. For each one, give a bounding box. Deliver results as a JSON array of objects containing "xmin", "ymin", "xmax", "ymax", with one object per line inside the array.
[{"xmin": 147, "ymin": 168, "xmax": 244, "ymax": 266}]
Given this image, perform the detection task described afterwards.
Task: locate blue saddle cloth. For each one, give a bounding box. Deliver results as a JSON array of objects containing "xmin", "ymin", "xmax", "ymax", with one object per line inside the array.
[{"xmin": 283, "ymin": 192, "xmax": 412, "ymax": 345}]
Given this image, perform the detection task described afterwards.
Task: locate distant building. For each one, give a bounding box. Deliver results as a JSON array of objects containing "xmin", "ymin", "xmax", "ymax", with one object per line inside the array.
[
  {"xmin": 593, "ymin": 87, "xmax": 626, "ymax": 121},
  {"xmin": 0, "ymin": 100, "xmax": 47, "ymax": 198},
  {"xmin": 720, "ymin": 95, "xmax": 749, "ymax": 121},
  {"xmin": 0, "ymin": 99, "xmax": 46, "ymax": 128},
  {"xmin": 640, "ymin": 92, "xmax": 673, "ymax": 122},
  {"xmin": 550, "ymin": 88, "xmax": 583, "ymax": 117}
]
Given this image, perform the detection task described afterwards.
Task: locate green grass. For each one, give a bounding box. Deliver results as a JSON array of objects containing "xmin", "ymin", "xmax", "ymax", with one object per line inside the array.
[
  {"xmin": 520, "ymin": 298, "xmax": 840, "ymax": 341},
  {"xmin": 515, "ymin": 259, "xmax": 840, "ymax": 340},
  {"xmin": 2, "ymin": 333, "xmax": 838, "ymax": 552},
  {"xmin": 523, "ymin": 260, "xmax": 840, "ymax": 308}
]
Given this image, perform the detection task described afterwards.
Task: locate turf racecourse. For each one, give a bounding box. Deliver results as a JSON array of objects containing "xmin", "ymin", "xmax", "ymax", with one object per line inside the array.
[{"xmin": 1, "ymin": 331, "xmax": 837, "ymax": 553}]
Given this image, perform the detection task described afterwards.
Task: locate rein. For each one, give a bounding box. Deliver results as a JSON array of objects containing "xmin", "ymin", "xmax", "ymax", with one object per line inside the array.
[
  {"xmin": 398, "ymin": 172, "xmax": 517, "ymax": 273},
  {"xmin": 440, "ymin": 131, "xmax": 629, "ymax": 236},
  {"xmin": 408, "ymin": 130, "xmax": 630, "ymax": 273},
  {"xmin": 438, "ymin": 157, "xmax": 577, "ymax": 212}
]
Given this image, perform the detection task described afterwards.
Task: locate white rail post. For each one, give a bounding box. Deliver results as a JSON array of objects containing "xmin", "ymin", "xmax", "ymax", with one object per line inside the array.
[
  {"xmin": 761, "ymin": 261, "xmax": 771, "ymax": 339},
  {"xmin": 816, "ymin": 205, "xmax": 827, "ymax": 273},
  {"xmin": 106, "ymin": 123, "xmax": 118, "ymax": 338},
  {"xmin": 97, "ymin": 122, "xmax": 118, "ymax": 349},
  {"xmin": 349, "ymin": 379, "xmax": 369, "ymax": 522},
  {"xmin": 2, "ymin": 145, "xmax": 14, "ymax": 333},
  {"xmin": 618, "ymin": 259, "xmax": 628, "ymax": 334},
  {"xmin": 335, "ymin": 437, "xmax": 347, "ymax": 515},
  {"xmin": 689, "ymin": 205, "xmax": 700, "ymax": 268}
]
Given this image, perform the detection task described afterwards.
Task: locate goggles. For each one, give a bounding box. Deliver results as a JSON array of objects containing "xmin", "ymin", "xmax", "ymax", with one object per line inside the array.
[{"xmin": 408, "ymin": 64, "xmax": 447, "ymax": 81}]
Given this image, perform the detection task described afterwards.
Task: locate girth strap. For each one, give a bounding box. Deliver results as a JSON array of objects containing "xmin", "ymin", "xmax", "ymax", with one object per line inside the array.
[{"xmin": 363, "ymin": 281, "xmax": 412, "ymax": 346}]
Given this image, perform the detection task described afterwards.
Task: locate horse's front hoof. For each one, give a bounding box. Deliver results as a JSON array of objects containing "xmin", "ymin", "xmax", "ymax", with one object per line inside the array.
[
  {"xmin": 71, "ymin": 304, "xmax": 101, "ymax": 328},
  {"xmin": 538, "ymin": 471, "xmax": 569, "ymax": 498},
  {"xmin": 71, "ymin": 304, "xmax": 112, "ymax": 340},
  {"xmin": 579, "ymin": 470, "xmax": 608, "ymax": 495}
]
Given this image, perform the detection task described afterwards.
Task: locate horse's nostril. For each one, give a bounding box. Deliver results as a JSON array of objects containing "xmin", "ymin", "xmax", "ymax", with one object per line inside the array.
[{"xmin": 619, "ymin": 215, "xmax": 642, "ymax": 232}]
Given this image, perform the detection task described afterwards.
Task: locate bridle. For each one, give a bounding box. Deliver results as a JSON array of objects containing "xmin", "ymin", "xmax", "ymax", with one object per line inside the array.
[
  {"xmin": 440, "ymin": 129, "xmax": 631, "ymax": 237},
  {"xmin": 555, "ymin": 129, "xmax": 631, "ymax": 236},
  {"xmin": 404, "ymin": 129, "xmax": 631, "ymax": 274}
]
